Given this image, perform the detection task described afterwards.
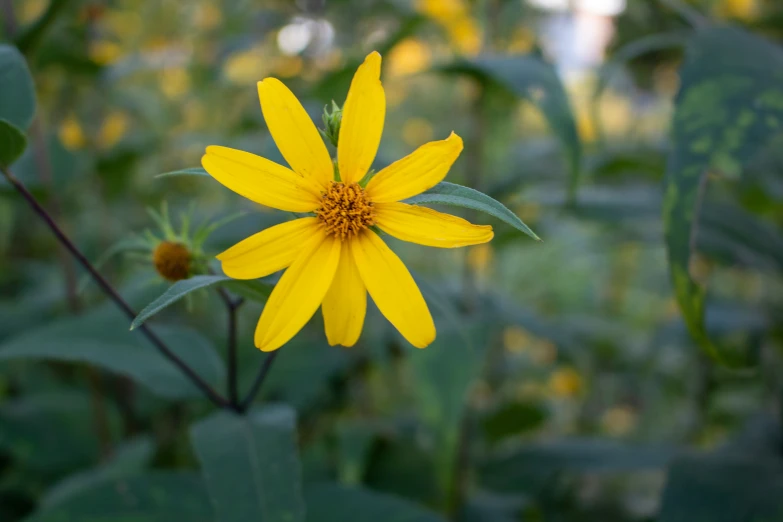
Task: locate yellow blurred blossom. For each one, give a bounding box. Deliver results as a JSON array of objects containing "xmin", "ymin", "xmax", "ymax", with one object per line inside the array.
[
  {"xmin": 183, "ymin": 101, "xmax": 207, "ymax": 129},
  {"xmin": 59, "ymin": 115, "xmax": 86, "ymax": 151},
  {"xmin": 507, "ymin": 27, "xmax": 535, "ymax": 54},
  {"xmin": 504, "ymin": 325, "xmax": 532, "ymax": 354},
  {"xmin": 98, "ymin": 112, "xmax": 130, "ymax": 149},
  {"xmin": 224, "ymin": 47, "xmax": 268, "ymax": 85},
  {"xmin": 387, "ymin": 39, "xmax": 432, "ymax": 78},
  {"xmin": 548, "ymin": 367, "xmax": 583, "ymax": 398},
  {"xmin": 89, "ymin": 40, "xmax": 123, "ymax": 66},
  {"xmin": 104, "ymin": 10, "xmax": 143, "ymax": 41},
  {"xmin": 601, "ymin": 406, "xmax": 637, "ymax": 437},
  {"xmin": 401, "ymin": 118, "xmax": 434, "ymax": 147},
  {"xmin": 467, "ymin": 243, "xmax": 494, "ymax": 275},
  {"xmin": 18, "ymin": 0, "xmax": 48, "ymax": 24},
  {"xmin": 274, "ymin": 56, "xmax": 303, "ymax": 78},
  {"xmin": 416, "ymin": 0, "xmax": 482, "ymax": 55},
  {"xmin": 192, "ymin": 1, "xmax": 223, "ymax": 30},
  {"xmin": 717, "ymin": 0, "xmax": 758, "ymax": 19},
  {"xmin": 160, "ymin": 67, "xmax": 191, "ymax": 100},
  {"xmin": 577, "ymin": 108, "xmax": 597, "ymax": 144}
]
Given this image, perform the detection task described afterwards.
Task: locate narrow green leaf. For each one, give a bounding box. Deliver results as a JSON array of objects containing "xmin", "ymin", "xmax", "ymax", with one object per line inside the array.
[
  {"xmin": 130, "ymin": 275, "xmax": 272, "ymax": 330},
  {"xmin": 405, "ymin": 181, "xmax": 540, "ymax": 240},
  {"xmin": 190, "ymin": 407, "xmax": 305, "ymax": 522},
  {"xmin": 0, "ymin": 119, "xmax": 27, "ymax": 168},
  {"xmin": 663, "ymin": 26, "xmax": 783, "ymax": 363},
  {"xmin": 436, "ymin": 55, "xmax": 581, "ymax": 200},
  {"xmin": 24, "ymin": 473, "xmax": 214, "ymax": 522},
  {"xmin": 155, "ymin": 167, "xmax": 209, "ymax": 178},
  {"xmin": 0, "ymin": 45, "xmax": 37, "ymax": 129},
  {"xmin": 0, "ymin": 311, "xmax": 225, "ymax": 399},
  {"xmin": 304, "ymin": 483, "xmax": 447, "ymax": 522}
]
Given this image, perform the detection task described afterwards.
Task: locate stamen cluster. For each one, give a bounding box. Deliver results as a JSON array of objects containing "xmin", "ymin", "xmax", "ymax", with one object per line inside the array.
[{"xmin": 316, "ymin": 181, "xmax": 375, "ymax": 240}]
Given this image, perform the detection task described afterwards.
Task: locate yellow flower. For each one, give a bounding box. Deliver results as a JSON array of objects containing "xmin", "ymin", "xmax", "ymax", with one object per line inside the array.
[{"xmin": 201, "ymin": 52, "xmax": 494, "ymax": 352}]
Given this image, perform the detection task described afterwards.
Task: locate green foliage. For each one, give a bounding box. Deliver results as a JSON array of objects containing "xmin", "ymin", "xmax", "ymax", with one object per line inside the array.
[
  {"xmin": 663, "ymin": 26, "xmax": 783, "ymax": 362},
  {"xmin": 437, "ymin": 55, "xmax": 582, "ymax": 199},
  {"xmin": 190, "ymin": 407, "xmax": 305, "ymax": 522},
  {"xmin": 131, "ymin": 275, "xmax": 272, "ymax": 330},
  {"xmin": 0, "ymin": 45, "xmax": 36, "ymax": 130},
  {"xmin": 0, "ymin": 311, "xmax": 225, "ymax": 399},
  {"xmin": 406, "ymin": 182, "xmax": 540, "ymax": 240},
  {"xmin": 0, "ymin": 119, "xmax": 27, "ymax": 168}
]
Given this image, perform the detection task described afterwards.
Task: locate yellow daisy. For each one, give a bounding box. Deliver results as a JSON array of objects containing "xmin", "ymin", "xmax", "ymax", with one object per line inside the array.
[{"xmin": 201, "ymin": 51, "xmax": 493, "ymax": 352}]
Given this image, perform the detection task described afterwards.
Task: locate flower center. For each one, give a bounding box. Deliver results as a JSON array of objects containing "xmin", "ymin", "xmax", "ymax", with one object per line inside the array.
[
  {"xmin": 153, "ymin": 241, "xmax": 191, "ymax": 282},
  {"xmin": 315, "ymin": 181, "xmax": 375, "ymax": 240}
]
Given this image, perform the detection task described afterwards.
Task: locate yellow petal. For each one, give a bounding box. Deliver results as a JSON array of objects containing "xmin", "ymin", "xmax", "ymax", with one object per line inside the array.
[
  {"xmin": 202, "ymin": 146, "xmax": 322, "ymax": 212},
  {"xmin": 351, "ymin": 231, "xmax": 434, "ymax": 348},
  {"xmin": 217, "ymin": 217, "xmax": 321, "ymax": 280},
  {"xmin": 374, "ymin": 202, "xmax": 493, "ymax": 248},
  {"xmin": 254, "ymin": 232, "xmax": 341, "ymax": 352},
  {"xmin": 338, "ymin": 51, "xmax": 385, "ymax": 184},
  {"xmin": 365, "ymin": 132, "xmax": 463, "ymax": 203},
  {"xmin": 322, "ymin": 241, "xmax": 366, "ymax": 347},
  {"xmin": 257, "ymin": 78, "xmax": 333, "ymax": 187}
]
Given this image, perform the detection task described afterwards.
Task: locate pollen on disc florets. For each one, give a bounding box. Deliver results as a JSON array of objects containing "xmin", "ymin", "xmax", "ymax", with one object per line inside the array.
[
  {"xmin": 316, "ymin": 181, "xmax": 376, "ymax": 240},
  {"xmin": 153, "ymin": 241, "xmax": 191, "ymax": 282}
]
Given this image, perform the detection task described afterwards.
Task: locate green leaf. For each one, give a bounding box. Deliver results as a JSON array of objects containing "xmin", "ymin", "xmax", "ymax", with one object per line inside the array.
[
  {"xmin": 0, "ymin": 311, "xmax": 225, "ymax": 399},
  {"xmin": 131, "ymin": 275, "xmax": 272, "ymax": 330},
  {"xmin": 479, "ymin": 439, "xmax": 674, "ymax": 495},
  {"xmin": 24, "ymin": 473, "xmax": 214, "ymax": 522},
  {"xmin": 155, "ymin": 166, "xmax": 209, "ymax": 178},
  {"xmin": 437, "ymin": 55, "xmax": 581, "ymax": 200},
  {"xmin": 304, "ymin": 483, "xmax": 447, "ymax": 522},
  {"xmin": 41, "ymin": 436, "xmax": 155, "ymax": 508},
  {"xmin": 408, "ymin": 320, "xmax": 491, "ymax": 496},
  {"xmin": 0, "ymin": 391, "xmax": 121, "ymax": 476},
  {"xmin": 0, "ymin": 118, "xmax": 27, "ymax": 168},
  {"xmin": 0, "ymin": 45, "xmax": 37, "ymax": 130},
  {"xmin": 405, "ymin": 182, "xmax": 540, "ymax": 240},
  {"xmin": 190, "ymin": 407, "xmax": 305, "ymax": 522},
  {"xmin": 660, "ymin": 454, "xmax": 783, "ymax": 522},
  {"xmin": 663, "ymin": 26, "xmax": 783, "ymax": 363}
]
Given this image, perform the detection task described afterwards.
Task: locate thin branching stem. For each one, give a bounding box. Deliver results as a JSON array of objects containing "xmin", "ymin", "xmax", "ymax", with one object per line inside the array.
[
  {"xmin": 239, "ymin": 350, "xmax": 280, "ymax": 413},
  {"xmin": 0, "ymin": 167, "xmax": 231, "ymax": 410},
  {"xmin": 216, "ymin": 286, "xmax": 244, "ymax": 408}
]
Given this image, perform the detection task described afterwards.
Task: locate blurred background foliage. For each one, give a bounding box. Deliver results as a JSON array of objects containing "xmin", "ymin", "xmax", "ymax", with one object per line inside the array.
[{"xmin": 1, "ymin": 0, "xmax": 783, "ymax": 521}]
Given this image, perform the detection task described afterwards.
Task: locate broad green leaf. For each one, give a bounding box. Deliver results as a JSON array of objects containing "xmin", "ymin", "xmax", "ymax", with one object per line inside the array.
[
  {"xmin": 156, "ymin": 166, "xmax": 209, "ymax": 178},
  {"xmin": 304, "ymin": 483, "xmax": 446, "ymax": 522},
  {"xmin": 0, "ymin": 45, "xmax": 37, "ymax": 130},
  {"xmin": 0, "ymin": 119, "xmax": 27, "ymax": 168},
  {"xmin": 0, "ymin": 391, "xmax": 121, "ymax": 476},
  {"xmin": 405, "ymin": 182, "xmax": 540, "ymax": 240},
  {"xmin": 408, "ymin": 320, "xmax": 491, "ymax": 495},
  {"xmin": 663, "ymin": 26, "xmax": 783, "ymax": 362},
  {"xmin": 131, "ymin": 275, "xmax": 272, "ymax": 330},
  {"xmin": 660, "ymin": 454, "xmax": 783, "ymax": 522},
  {"xmin": 437, "ymin": 55, "xmax": 581, "ymax": 199},
  {"xmin": 41, "ymin": 436, "xmax": 155, "ymax": 508},
  {"xmin": 190, "ymin": 406, "xmax": 305, "ymax": 522},
  {"xmin": 24, "ymin": 473, "xmax": 214, "ymax": 522},
  {"xmin": 0, "ymin": 311, "xmax": 225, "ymax": 399},
  {"xmin": 479, "ymin": 439, "xmax": 674, "ymax": 495}
]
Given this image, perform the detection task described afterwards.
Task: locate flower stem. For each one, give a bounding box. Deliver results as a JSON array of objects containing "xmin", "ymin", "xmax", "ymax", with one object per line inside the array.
[
  {"xmin": 0, "ymin": 167, "xmax": 231, "ymax": 410},
  {"xmin": 239, "ymin": 350, "xmax": 280, "ymax": 413},
  {"xmin": 216, "ymin": 287, "xmax": 244, "ymax": 409}
]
